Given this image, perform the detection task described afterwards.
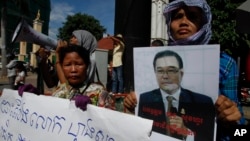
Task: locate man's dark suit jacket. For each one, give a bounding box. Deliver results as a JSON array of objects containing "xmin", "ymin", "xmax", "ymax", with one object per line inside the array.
[{"xmin": 138, "ymin": 88, "xmax": 215, "ymax": 141}]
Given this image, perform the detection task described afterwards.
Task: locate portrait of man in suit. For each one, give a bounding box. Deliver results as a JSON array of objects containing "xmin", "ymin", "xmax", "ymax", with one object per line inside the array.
[{"xmin": 138, "ymin": 49, "xmax": 216, "ymax": 141}]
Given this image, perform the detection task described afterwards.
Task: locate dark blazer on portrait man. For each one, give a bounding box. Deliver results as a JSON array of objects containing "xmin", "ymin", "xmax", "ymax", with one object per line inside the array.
[{"xmin": 138, "ymin": 88, "xmax": 215, "ymax": 141}]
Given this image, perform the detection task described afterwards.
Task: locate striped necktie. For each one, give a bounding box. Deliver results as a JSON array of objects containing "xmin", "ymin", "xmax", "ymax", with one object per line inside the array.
[
  {"xmin": 166, "ymin": 96, "xmax": 174, "ymax": 135},
  {"xmin": 166, "ymin": 96, "xmax": 184, "ymax": 140}
]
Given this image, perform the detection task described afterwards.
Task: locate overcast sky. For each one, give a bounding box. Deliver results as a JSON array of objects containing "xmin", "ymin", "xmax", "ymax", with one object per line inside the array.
[{"xmin": 49, "ymin": 0, "xmax": 115, "ymax": 39}]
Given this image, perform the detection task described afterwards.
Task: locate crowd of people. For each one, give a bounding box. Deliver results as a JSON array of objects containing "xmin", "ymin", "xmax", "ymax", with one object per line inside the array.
[{"xmin": 1, "ymin": 0, "xmax": 247, "ymax": 140}]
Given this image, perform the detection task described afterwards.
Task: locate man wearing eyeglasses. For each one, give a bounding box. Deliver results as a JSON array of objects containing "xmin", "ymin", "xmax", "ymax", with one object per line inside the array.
[{"xmin": 138, "ymin": 50, "xmax": 215, "ymax": 141}]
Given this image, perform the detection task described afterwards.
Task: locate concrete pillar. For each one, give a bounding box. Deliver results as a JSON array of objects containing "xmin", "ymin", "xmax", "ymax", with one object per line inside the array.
[
  {"xmin": 18, "ymin": 41, "xmax": 27, "ymax": 61},
  {"xmin": 151, "ymin": 0, "xmax": 169, "ymax": 44},
  {"xmin": 30, "ymin": 10, "xmax": 44, "ymax": 68}
]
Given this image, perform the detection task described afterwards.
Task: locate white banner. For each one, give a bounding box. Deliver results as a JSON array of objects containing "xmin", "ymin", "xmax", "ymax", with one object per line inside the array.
[{"xmin": 0, "ymin": 89, "xmax": 153, "ymax": 141}]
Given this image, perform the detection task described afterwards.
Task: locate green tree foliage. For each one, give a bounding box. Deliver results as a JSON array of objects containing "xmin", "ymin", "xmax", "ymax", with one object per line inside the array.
[
  {"xmin": 57, "ymin": 13, "xmax": 106, "ymax": 41},
  {"xmin": 207, "ymin": 0, "xmax": 250, "ymax": 55}
]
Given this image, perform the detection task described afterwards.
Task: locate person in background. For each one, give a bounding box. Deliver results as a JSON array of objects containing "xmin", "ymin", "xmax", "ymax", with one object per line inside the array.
[
  {"xmin": 110, "ymin": 34, "xmax": 125, "ymax": 95},
  {"xmin": 124, "ymin": 0, "xmax": 245, "ymax": 140},
  {"xmin": 14, "ymin": 63, "xmax": 26, "ymax": 90},
  {"xmin": 151, "ymin": 39, "xmax": 164, "ymax": 46},
  {"xmin": 6, "ymin": 54, "xmax": 17, "ymax": 89}
]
